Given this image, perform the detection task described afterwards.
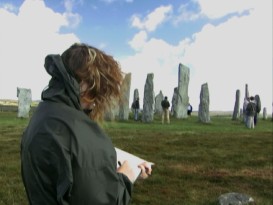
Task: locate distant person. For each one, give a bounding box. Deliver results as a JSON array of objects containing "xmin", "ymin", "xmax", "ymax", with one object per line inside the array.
[
  {"xmin": 20, "ymin": 43, "xmax": 152, "ymax": 205},
  {"xmin": 254, "ymin": 94, "xmax": 261, "ymax": 126},
  {"xmin": 133, "ymin": 97, "xmax": 140, "ymax": 121},
  {"xmin": 161, "ymin": 96, "xmax": 170, "ymax": 124},
  {"xmin": 243, "ymin": 97, "xmax": 249, "ymax": 124},
  {"xmin": 187, "ymin": 103, "xmax": 193, "ymax": 116},
  {"xmin": 245, "ymin": 96, "xmax": 256, "ymax": 129}
]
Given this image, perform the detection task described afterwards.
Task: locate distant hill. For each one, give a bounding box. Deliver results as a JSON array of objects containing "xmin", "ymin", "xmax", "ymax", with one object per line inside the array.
[
  {"xmin": 0, "ymin": 99, "xmax": 18, "ymax": 106},
  {"xmin": 0, "ymin": 99, "xmax": 232, "ymax": 116},
  {"xmin": 0, "ymin": 99, "xmax": 40, "ymax": 106}
]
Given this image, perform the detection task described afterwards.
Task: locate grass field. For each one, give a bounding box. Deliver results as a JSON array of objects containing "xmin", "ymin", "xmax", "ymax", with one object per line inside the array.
[{"xmin": 0, "ymin": 111, "xmax": 272, "ymax": 205}]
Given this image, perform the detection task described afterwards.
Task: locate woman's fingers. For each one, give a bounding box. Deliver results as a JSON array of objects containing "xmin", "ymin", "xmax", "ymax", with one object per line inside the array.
[{"xmin": 138, "ymin": 162, "xmax": 152, "ymax": 179}]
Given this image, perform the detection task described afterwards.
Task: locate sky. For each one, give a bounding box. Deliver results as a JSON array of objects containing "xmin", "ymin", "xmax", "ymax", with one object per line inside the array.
[{"xmin": 0, "ymin": 0, "xmax": 272, "ymax": 112}]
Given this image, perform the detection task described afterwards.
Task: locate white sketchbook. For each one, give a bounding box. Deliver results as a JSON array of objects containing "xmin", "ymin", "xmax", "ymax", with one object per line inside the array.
[{"xmin": 115, "ymin": 147, "xmax": 154, "ymax": 183}]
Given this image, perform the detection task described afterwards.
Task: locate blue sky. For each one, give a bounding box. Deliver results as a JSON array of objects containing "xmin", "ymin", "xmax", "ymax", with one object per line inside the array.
[{"xmin": 0, "ymin": 0, "xmax": 272, "ymax": 112}]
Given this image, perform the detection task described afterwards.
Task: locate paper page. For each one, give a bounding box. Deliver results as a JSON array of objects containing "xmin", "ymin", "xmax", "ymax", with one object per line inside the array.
[{"xmin": 115, "ymin": 147, "xmax": 154, "ymax": 183}]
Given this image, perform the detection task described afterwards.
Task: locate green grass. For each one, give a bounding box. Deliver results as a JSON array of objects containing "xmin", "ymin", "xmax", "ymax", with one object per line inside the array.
[{"xmin": 0, "ymin": 112, "xmax": 272, "ymax": 205}]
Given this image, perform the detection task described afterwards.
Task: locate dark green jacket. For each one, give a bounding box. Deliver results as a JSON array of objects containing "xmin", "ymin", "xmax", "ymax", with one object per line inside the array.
[
  {"xmin": 246, "ymin": 101, "xmax": 256, "ymax": 117},
  {"xmin": 21, "ymin": 55, "xmax": 133, "ymax": 205}
]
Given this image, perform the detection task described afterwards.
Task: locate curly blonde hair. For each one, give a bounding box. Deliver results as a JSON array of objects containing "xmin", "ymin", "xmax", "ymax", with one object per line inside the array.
[{"xmin": 61, "ymin": 43, "xmax": 124, "ymax": 122}]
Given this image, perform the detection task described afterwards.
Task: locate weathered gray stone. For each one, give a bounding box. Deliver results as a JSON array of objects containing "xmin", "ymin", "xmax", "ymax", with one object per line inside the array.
[
  {"xmin": 174, "ymin": 63, "xmax": 190, "ymax": 119},
  {"xmin": 198, "ymin": 83, "xmax": 210, "ymax": 123},
  {"xmin": 171, "ymin": 87, "xmax": 178, "ymax": 116},
  {"xmin": 218, "ymin": 192, "xmax": 255, "ymax": 205},
  {"xmin": 119, "ymin": 73, "xmax": 131, "ymax": 120},
  {"xmin": 17, "ymin": 87, "xmax": 32, "ymax": 118},
  {"xmin": 142, "ymin": 73, "xmax": 154, "ymax": 123},
  {"xmin": 154, "ymin": 90, "xmax": 164, "ymax": 115},
  {"xmin": 232, "ymin": 89, "xmax": 240, "ymax": 120},
  {"xmin": 263, "ymin": 107, "xmax": 267, "ymax": 120},
  {"xmin": 104, "ymin": 98, "xmax": 119, "ymax": 121},
  {"xmin": 133, "ymin": 89, "xmax": 139, "ymax": 104},
  {"xmin": 239, "ymin": 108, "xmax": 243, "ymax": 119},
  {"xmin": 254, "ymin": 94, "xmax": 261, "ymax": 113},
  {"xmin": 131, "ymin": 89, "xmax": 139, "ymax": 110},
  {"xmin": 245, "ymin": 84, "xmax": 249, "ymax": 99}
]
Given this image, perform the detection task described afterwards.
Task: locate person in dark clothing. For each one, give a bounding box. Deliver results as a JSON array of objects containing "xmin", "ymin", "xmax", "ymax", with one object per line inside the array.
[
  {"xmin": 133, "ymin": 98, "xmax": 140, "ymax": 121},
  {"xmin": 20, "ymin": 43, "xmax": 152, "ymax": 205},
  {"xmin": 187, "ymin": 103, "xmax": 193, "ymax": 116},
  {"xmin": 245, "ymin": 96, "xmax": 256, "ymax": 129},
  {"xmin": 254, "ymin": 94, "xmax": 261, "ymax": 126},
  {"xmin": 161, "ymin": 96, "xmax": 170, "ymax": 124}
]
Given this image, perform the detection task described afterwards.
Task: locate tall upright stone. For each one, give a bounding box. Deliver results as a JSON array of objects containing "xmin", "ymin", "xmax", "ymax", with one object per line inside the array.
[
  {"xmin": 232, "ymin": 89, "xmax": 240, "ymax": 120},
  {"xmin": 263, "ymin": 107, "xmax": 267, "ymax": 120},
  {"xmin": 239, "ymin": 108, "xmax": 243, "ymax": 119},
  {"xmin": 130, "ymin": 88, "xmax": 140, "ymax": 113},
  {"xmin": 17, "ymin": 87, "xmax": 32, "ymax": 118},
  {"xmin": 142, "ymin": 73, "xmax": 154, "ymax": 123},
  {"xmin": 154, "ymin": 90, "xmax": 164, "ymax": 115},
  {"xmin": 104, "ymin": 98, "xmax": 119, "ymax": 121},
  {"xmin": 198, "ymin": 83, "xmax": 210, "ymax": 123},
  {"xmin": 171, "ymin": 87, "xmax": 178, "ymax": 116},
  {"xmin": 133, "ymin": 89, "xmax": 139, "ymax": 103},
  {"xmin": 254, "ymin": 94, "xmax": 261, "ymax": 115},
  {"xmin": 174, "ymin": 63, "xmax": 190, "ymax": 119},
  {"xmin": 119, "ymin": 73, "xmax": 131, "ymax": 120},
  {"xmin": 245, "ymin": 84, "xmax": 249, "ymax": 99}
]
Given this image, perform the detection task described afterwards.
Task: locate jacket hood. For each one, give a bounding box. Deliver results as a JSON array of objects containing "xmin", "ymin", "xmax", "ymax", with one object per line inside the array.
[{"xmin": 41, "ymin": 54, "xmax": 81, "ymax": 110}]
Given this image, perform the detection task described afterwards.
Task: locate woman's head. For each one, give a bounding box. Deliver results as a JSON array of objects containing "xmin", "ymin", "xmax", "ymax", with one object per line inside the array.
[{"xmin": 61, "ymin": 43, "xmax": 123, "ymax": 121}]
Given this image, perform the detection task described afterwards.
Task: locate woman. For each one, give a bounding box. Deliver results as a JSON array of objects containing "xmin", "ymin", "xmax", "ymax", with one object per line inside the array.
[{"xmin": 21, "ymin": 43, "xmax": 152, "ymax": 205}]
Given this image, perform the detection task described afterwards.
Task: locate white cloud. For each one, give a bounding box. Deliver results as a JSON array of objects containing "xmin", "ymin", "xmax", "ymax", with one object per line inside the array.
[
  {"xmin": 0, "ymin": 3, "xmax": 18, "ymax": 12},
  {"xmin": 63, "ymin": 0, "xmax": 82, "ymax": 28},
  {"xmin": 173, "ymin": 3, "xmax": 201, "ymax": 24},
  {"xmin": 195, "ymin": 0, "xmax": 256, "ymax": 19},
  {"xmin": 130, "ymin": 5, "xmax": 173, "ymax": 32},
  {"xmin": 0, "ymin": 0, "xmax": 80, "ymax": 100},
  {"xmin": 121, "ymin": 0, "xmax": 272, "ymax": 111},
  {"xmin": 128, "ymin": 30, "xmax": 148, "ymax": 51},
  {"xmin": 183, "ymin": 0, "xmax": 272, "ymax": 111},
  {"xmin": 63, "ymin": 12, "xmax": 81, "ymax": 28},
  {"xmin": 120, "ymin": 38, "xmax": 185, "ymax": 107}
]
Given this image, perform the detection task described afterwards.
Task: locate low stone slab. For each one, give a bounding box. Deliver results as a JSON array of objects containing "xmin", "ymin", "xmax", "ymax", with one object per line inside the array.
[{"xmin": 218, "ymin": 192, "xmax": 255, "ymax": 205}]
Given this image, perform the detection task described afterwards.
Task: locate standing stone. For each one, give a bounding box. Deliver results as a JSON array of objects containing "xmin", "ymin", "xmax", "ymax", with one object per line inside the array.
[
  {"xmin": 245, "ymin": 84, "xmax": 249, "ymax": 99},
  {"xmin": 17, "ymin": 87, "xmax": 32, "ymax": 118},
  {"xmin": 119, "ymin": 73, "xmax": 131, "ymax": 120},
  {"xmin": 198, "ymin": 83, "xmax": 210, "ymax": 123},
  {"xmin": 131, "ymin": 89, "xmax": 139, "ymax": 110},
  {"xmin": 133, "ymin": 89, "xmax": 139, "ymax": 103},
  {"xmin": 130, "ymin": 88, "xmax": 140, "ymax": 118},
  {"xmin": 239, "ymin": 108, "xmax": 243, "ymax": 119},
  {"xmin": 262, "ymin": 107, "xmax": 267, "ymax": 120},
  {"xmin": 104, "ymin": 98, "xmax": 119, "ymax": 121},
  {"xmin": 232, "ymin": 89, "xmax": 240, "ymax": 120},
  {"xmin": 142, "ymin": 73, "xmax": 154, "ymax": 123},
  {"xmin": 174, "ymin": 63, "xmax": 190, "ymax": 119},
  {"xmin": 254, "ymin": 94, "xmax": 261, "ymax": 114},
  {"xmin": 154, "ymin": 90, "xmax": 164, "ymax": 115},
  {"xmin": 171, "ymin": 87, "xmax": 178, "ymax": 116}
]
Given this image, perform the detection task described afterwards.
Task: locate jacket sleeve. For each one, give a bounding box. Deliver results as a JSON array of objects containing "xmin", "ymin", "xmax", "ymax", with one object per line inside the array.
[
  {"xmin": 116, "ymin": 173, "xmax": 133, "ymax": 205},
  {"xmin": 26, "ymin": 131, "xmax": 73, "ymax": 205}
]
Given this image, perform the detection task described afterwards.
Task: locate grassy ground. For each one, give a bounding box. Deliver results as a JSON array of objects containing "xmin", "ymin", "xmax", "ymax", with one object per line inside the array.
[{"xmin": 0, "ymin": 111, "xmax": 272, "ymax": 205}]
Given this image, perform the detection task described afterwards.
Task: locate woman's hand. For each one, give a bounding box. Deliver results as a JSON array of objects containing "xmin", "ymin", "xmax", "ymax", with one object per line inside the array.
[
  {"xmin": 117, "ymin": 160, "xmax": 153, "ymax": 182},
  {"xmin": 117, "ymin": 160, "xmax": 136, "ymax": 183},
  {"xmin": 138, "ymin": 161, "xmax": 153, "ymax": 179}
]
